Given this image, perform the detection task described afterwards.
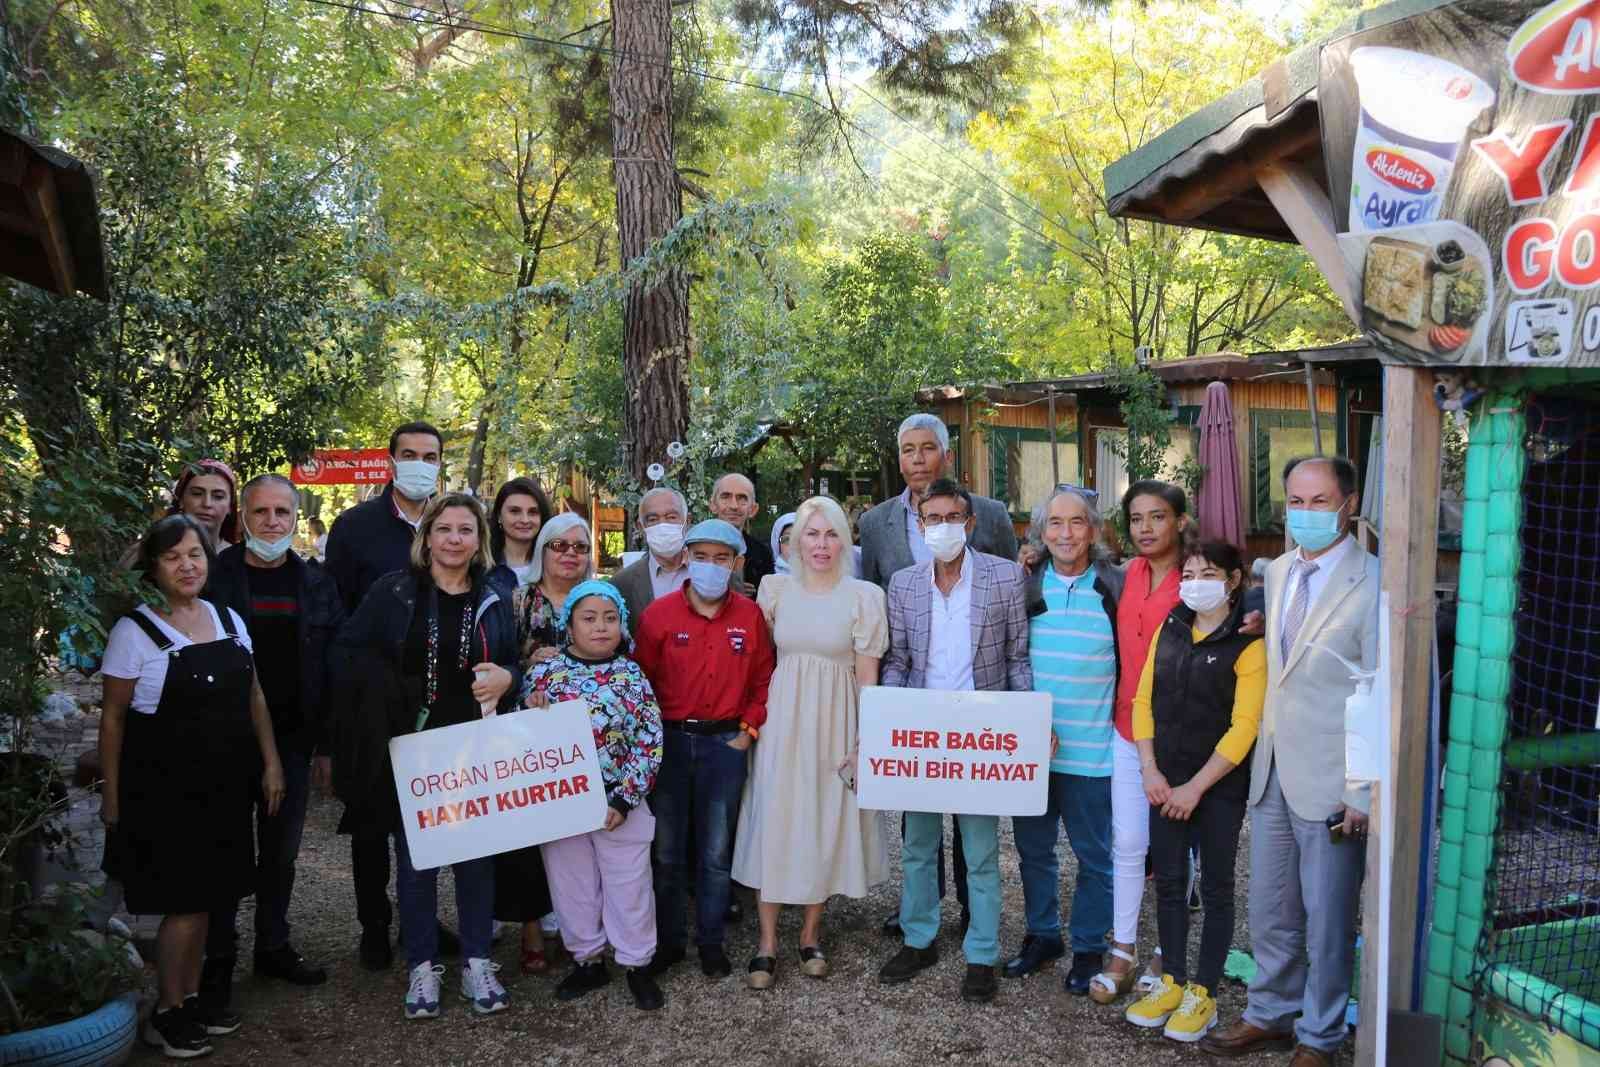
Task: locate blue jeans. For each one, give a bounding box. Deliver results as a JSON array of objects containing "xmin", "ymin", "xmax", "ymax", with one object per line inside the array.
[
  {"xmin": 900, "ymin": 812, "xmax": 1001, "ymax": 965},
  {"xmin": 394, "ymin": 828, "xmax": 494, "ymax": 969},
  {"xmin": 651, "ymin": 729, "xmax": 747, "ymax": 950},
  {"xmin": 207, "ymin": 750, "xmax": 312, "ymax": 956},
  {"xmin": 1011, "ymin": 771, "xmax": 1113, "ymax": 954}
]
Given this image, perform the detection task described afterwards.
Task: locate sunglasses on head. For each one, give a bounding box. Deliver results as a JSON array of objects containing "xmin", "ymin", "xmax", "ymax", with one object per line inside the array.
[{"xmin": 1056, "ymin": 483, "xmax": 1100, "ymax": 506}]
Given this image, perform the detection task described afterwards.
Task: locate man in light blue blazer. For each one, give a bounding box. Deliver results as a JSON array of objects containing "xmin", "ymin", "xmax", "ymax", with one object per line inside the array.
[{"xmin": 1203, "ymin": 456, "xmax": 1378, "ymax": 1067}]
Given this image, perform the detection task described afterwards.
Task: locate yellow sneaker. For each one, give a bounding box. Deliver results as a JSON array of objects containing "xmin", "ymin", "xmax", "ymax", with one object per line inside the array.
[
  {"xmin": 1162, "ymin": 983, "xmax": 1218, "ymax": 1042},
  {"xmin": 1123, "ymin": 973, "xmax": 1182, "ymax": 1028}
]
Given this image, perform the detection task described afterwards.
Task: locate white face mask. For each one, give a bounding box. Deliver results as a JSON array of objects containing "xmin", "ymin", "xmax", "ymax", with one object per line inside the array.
[
  {"xmin": 392, "ymin": 459, "xmax": 439, "ymax": 502},
  {"xmin": 1179, "ymin": 578, "xmax": 1230, "ymax": 614},
  {"xmin": 245, "ymin": 530, "xmax": 295, "ymax": 564},
  {"xmin": 644, "ymin": 522, "xmax": 685, "ymax": 558},
  {"xmin": 923, "ymin": 523, "xmax": 968, "ymax": 564}
]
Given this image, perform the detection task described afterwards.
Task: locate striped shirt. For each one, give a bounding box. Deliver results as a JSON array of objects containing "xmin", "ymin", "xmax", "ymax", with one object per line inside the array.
[{"xmin": 1030, "ymin": 564, "xmax": 1116, "ymax": 776}]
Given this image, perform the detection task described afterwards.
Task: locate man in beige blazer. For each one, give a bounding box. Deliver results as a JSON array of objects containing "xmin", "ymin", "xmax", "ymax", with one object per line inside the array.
[{"xmin": 1203, "ymin": 456, "xmax": 1378, "ymax": 1067}]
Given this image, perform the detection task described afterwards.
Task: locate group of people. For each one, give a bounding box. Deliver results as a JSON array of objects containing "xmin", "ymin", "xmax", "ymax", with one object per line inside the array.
[{"xmin": 98, "ymin": 414, "xmax": 1377, "ymax": 1067}]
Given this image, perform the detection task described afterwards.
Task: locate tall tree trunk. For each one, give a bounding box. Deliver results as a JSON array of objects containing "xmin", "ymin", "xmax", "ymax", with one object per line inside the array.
[
  {"xmin": 465, "ymin": 395, "xmax": 494, "ymax": 494},
  {"xmin": 609, "ymin": 0, "xmax": 690, "ymax": 487}
]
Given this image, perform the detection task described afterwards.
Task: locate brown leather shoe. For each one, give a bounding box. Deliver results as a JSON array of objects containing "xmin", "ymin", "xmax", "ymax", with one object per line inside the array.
[
  {"xmin": 1288, "ymin": 1046, "xmax": 1333, "ymax": 1067},
  {"xmin": 1198, "ymin": 1018, "xmax": 1296, "ymax": 1057}
]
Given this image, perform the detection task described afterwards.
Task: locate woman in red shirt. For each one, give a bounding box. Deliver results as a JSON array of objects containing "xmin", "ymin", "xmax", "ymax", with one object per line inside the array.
[{"xmin": 1090, "ymin": 480, "xmax": 1190, "ymax": 1005}]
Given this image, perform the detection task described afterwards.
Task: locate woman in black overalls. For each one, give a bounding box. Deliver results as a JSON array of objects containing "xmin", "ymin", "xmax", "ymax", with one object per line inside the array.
[{"xmin": 100, "ymin": 515, "xmax": 286, "ymax": 1059}]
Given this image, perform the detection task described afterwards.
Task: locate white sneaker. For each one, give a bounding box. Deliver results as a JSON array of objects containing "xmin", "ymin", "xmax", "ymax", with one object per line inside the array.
[
  {"xmin": 404, "ymin": 962, "xmax": 444, "ymax": 1019},
  {"xmin": 460, "ymin": 957, "xmax": 509, "ymax": 1014}
]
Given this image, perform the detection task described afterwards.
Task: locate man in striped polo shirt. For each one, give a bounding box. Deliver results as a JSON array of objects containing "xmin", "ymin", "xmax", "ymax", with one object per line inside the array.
[{"xmin": 1005, "ymin": 485, "xmax": 1123, "ymax": 995}]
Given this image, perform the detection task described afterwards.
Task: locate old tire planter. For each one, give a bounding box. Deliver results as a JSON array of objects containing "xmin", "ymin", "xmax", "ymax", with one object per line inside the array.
[{"xmin": 0, "ymin": 993, "xmax": 138, "ymax": 1066}]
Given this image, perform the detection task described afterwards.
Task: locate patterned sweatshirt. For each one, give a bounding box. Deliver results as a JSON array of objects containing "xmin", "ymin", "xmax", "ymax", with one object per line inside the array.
[{"xmin": 526, "ymin": 651, "xmax": 663, "ymax": 815}]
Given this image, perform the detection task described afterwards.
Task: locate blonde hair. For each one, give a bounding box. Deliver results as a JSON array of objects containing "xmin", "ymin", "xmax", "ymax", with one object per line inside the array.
[
  {"xmin": 410, "ymin": 492, "xmax": 495, "ymax": 574},
  {"xmin": 791, "ymin": 495, "xmax": 853, "ymax": 584}
]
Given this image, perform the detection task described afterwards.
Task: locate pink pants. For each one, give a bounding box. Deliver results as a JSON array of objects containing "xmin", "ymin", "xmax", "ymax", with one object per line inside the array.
[{"xmin": 540, "ymin": 804, "xmax": 657, "ymax": 968}]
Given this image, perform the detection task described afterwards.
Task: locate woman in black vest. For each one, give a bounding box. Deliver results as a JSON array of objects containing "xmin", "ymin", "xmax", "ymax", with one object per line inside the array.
[
  {"xmin": 1124, "ymin": 540, "xmax": 1265, "ymax": 1044},
  {"xmin": 100, "ymin": 515, "xmax": 286, "ymax": 1059}
]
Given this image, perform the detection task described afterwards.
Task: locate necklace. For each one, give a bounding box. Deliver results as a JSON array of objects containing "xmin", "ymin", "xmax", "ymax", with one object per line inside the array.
[{"xmin": 159, "ymin": 604, "xmax": 206, "ymax": 641}]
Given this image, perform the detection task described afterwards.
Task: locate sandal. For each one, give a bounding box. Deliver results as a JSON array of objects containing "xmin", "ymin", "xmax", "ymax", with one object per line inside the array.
[
  {"xmin": 521, "ymin": 948, "xmax": 550, "ymax": 976},
  {"xmin": 799, "ymin": 945, "xmax": 829, "ymax": 979},
  {"xmin": 747, "ymin": 955, "xmax": 776, "ymax": 991},
  {"xmin": 1132, "ymin": 947, "xmax": 1164, "ymax": 995},
  {"xmin": 1088, "ymin": 945, "xmax": 1139, "ymax": 1005}
]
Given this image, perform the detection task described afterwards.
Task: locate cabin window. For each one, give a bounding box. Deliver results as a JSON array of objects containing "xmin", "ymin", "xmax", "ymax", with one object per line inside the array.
[
  {"xmin": 1250, "ymin": 409, "xmax": 1341, "ymax": 531},
  {"xmin": 988, "ymin": 428, "xmax": 1081, "ymax": 519}
]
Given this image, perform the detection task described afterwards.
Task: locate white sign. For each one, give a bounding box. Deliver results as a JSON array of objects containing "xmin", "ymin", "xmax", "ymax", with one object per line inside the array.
[
  {"xmin": 390, "ymin": 700, "xmax": 607, "ymax": 870},
  {"xmin": 855, "ymin": 686, "xmax": 1052, "ymax": 816}
]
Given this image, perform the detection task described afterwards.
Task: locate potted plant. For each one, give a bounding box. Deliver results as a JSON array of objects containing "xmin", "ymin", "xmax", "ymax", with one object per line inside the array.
[{"xmin": 0, "ymin": 427, "xmax": 149, "ymax": 1063}]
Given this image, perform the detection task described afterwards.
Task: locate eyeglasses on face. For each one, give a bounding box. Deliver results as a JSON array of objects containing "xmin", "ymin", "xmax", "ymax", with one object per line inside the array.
[{"xmin": 545, "ymin": 540, "xmax": 591, "ymax": 557}]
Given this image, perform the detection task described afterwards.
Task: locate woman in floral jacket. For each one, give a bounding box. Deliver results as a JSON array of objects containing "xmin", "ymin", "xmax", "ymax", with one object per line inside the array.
[{"xmin": 524, "ymin": 579, "xmax": 665, "ymax": 1011}]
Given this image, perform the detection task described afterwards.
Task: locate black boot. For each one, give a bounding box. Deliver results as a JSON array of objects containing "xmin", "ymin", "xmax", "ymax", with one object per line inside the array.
[{"xmin": 194, "ymin": 956, "xmax": 241, "ymax": 1036}]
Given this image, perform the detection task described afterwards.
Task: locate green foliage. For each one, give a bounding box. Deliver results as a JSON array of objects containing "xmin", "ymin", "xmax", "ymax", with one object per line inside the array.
[{"xmin": 0, "ymin": 884, "xmax": 140, "ymax": 1033}]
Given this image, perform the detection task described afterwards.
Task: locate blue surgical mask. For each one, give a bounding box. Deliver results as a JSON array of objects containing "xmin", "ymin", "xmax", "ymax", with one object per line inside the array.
[
  {"xmin": 245, "ymin": 530, "xmax": 295, "ymax": 563},
  {"xmin": 1286, "ymin": 504, "xmax": 1346, "ymax": 552},
  {"xmin": 392, "ymin": 459, "xmax": 439, "ymax": 502},
  {"xmin": 687, "ymin": 560, "xmax": 733, "ymax": 600}
]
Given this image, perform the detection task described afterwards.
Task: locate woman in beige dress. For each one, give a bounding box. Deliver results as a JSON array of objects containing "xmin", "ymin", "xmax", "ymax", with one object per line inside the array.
[{"xmin": 733, "ymin": 495, "xmax": 889, "ymax": 989}]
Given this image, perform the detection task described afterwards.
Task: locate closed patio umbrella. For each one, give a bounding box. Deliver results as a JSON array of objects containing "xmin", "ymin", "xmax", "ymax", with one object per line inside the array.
[{"xmin": 1196, "ymin": 380, "xmax": 1246, "ymax": 548}]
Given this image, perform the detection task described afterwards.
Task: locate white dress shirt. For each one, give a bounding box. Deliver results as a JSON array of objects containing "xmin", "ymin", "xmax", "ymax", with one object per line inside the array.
[
  {"xmin": 1276, "ymin": 532, "xmax": 1357, "ymax": 648},
  {"xmin": 925, "ymin": 550, "xmax": 974, "ymax": 692},
  {"xmin": 649, "ymin": 556, "xmax": 689, "ymax": 601},
  {"xmin": 900, "ymin": 487, "xmax": 933, "ymax": 566}
]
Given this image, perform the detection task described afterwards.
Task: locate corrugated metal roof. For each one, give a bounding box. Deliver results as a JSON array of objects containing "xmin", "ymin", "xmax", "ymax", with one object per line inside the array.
[{"xmin": 1101, "ymin": 0, "xmax": 1459, "ymax": 241}]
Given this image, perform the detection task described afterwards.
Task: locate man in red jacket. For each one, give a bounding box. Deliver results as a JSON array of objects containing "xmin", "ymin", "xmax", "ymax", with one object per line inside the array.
[{"xmin": 633, "ymin": 519, "xmax": 774, "ymax": 982}]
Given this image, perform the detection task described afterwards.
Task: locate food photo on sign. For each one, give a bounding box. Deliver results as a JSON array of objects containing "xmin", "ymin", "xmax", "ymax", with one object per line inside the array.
[{"xmin": 1320, "ymin": 0, "xmax": 1600, "ymax": 367}]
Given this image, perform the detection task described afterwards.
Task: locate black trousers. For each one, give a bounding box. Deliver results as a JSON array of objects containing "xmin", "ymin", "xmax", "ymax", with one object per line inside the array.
[
  {"xmin": 1148, "ymin": 790, "xmax": 1245, "ymax": 991},
  {"xmin": 352, "ymin": 830, "xmax": 395, "ymax": 931},
  {"xmin": 900, "ymin": 812, "xmax": 968, "ymax": 909}
]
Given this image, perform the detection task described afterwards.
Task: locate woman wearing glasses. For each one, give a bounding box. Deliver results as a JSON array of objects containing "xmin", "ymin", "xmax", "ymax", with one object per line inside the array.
[{"xmin": 494, "ymin": 511, "xmax": 594, "ymax": 973}]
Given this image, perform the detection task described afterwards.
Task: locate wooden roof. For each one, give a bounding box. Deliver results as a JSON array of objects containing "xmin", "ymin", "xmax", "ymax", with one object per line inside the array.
[
  {"xmin": 0, "ymin": 129, "xmax": 107, "ymax": 299},
  {"xmin": 1101, "ymin": 0, "xmax": 1454, "ymax": 242}
]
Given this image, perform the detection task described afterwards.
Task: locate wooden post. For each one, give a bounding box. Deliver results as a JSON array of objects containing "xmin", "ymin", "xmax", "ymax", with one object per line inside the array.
[
  {"xmin": 1256, "ymin": 163, "xmax": 1360, "ymax": 323},
  {"xmin": 1356, "ymin": 365, "xmax": 1441, "ymax": 1064},
  {"xmin": 1047, "ymin": 386, "xmax": 1060, "ymax": 485},
  {"xmin": 1305, "ymin": 362, "xmax": 1324, "ymax": 455}
]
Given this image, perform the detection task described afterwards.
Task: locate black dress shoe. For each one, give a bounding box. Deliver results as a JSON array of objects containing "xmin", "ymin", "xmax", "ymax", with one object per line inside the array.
[
  {"xmin": 1002, "ymin": 934, "xmax": 1064, "ymax": 979},
  {"xmin": 255, "ymin": 945, "xmax": 328, "ymax": 986},
  {"xmin": 878, "ymin": 944, "xmax": 939, "ymax": 984},
  {"xmin": 700, "ymin": 945, "xmax": 732, "ymax": 978},
  {"xmin": 435, "ymin": 924, "xmax": 461, "ymax": 958},
  {"xmin": 642, "ymin": 945, "xmax": 685, "ymax": 977},
  {"xmin": 555, "ymin": 960, "xmax": 610, "ymax": 1001},
  {"xmin": 1064, "ymin": 951, "xmax": 1101, "ymax": 996},
  {"xmin": 359, "ymin": 926, "xmax": 392, "ymax": 971},
  {"xmin": 961, "ymin": 964, "xmax": 997, "ymax": 1003},
  {"xmin": 626, "ymin": 968, "xmax": 664, "ymax": 1010},
  {"xmin": 880, "ymin": 913, "xmax": 903, "ymax": 938}
]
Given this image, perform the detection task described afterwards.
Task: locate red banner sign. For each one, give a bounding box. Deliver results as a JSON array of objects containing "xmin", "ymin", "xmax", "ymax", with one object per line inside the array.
[{"xmin": 289, "ymin": 448, "xmax": 391, "ymax": 486}]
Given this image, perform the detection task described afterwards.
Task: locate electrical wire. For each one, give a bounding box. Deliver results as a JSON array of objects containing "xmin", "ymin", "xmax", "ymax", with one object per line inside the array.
[{"xmin": 297, "ymin": 0, "xmax": 1070, "ymax": 253}]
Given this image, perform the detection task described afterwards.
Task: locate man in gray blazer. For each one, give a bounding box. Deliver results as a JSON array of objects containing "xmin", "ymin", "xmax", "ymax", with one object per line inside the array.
[
  {"xmin": 860, "ymin": 413, "xmax": 1019, "ymax": 935},
  {"xmin": 611, "ymin": 487, "xmax": 690, "ymax": 629},
  {"xmin": 875, "ymin": 480, "xmax": 1031, "ymax": 1005},
  {"xmin": 1203, "ymin": 456, "xmax": 1378, "ymax": 1067},
  {"xmin": 858, "ymin": 413, "xmax": 1019, "ymax": 590}
]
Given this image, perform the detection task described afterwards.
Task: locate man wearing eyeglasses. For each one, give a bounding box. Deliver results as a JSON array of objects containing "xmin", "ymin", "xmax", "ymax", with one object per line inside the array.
[
  {"xmin": 859, "ymin": 413, "xmax": 1020, "ymax": 937},
  {"xmin": 876, "ymin": 479, "xmax": 1031, "ymax": 1004}
]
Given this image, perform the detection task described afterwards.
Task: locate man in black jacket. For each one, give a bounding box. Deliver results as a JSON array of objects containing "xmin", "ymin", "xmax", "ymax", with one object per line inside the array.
[
  {"xmin": 321, "ymin": 421, "xmax": 445, "ymax": 970},
  {"xmin": 198, "ymin": 474, "xmax": 342, "ymax": 1031}
]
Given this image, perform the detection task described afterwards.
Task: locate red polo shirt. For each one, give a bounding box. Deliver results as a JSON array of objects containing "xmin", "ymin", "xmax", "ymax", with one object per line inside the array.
[
  {"xmin": 1113, "ymin": 555, "xmax": 1181, "ymax": 742},
  {"xmin": 633, "ymin": 587, "xmax": 774, "ymax": 731}
]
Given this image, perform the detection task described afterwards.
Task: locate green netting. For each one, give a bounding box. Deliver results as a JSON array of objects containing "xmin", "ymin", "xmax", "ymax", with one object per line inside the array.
[{"xmin": 1423, "ymin": 395, "xmax": 1524, "ymax": 1064}]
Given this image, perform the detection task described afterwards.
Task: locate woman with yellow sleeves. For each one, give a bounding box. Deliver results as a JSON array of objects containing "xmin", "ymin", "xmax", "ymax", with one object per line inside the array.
[{"xmin": 1122, "ymin": 540, "xmax": 1265, "ymax": 1045}]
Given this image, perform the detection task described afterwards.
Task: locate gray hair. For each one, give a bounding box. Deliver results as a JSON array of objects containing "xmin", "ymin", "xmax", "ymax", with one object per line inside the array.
[
  {"xmin": 1251, "ymin": 557, "xmax": 1270, "ymax": 582},
  {"xmin": 240, "ymin": 473, "xmax": 298, "ymax": 511},
  {"xmin": 636, "ymin": 486, "xmax": 687, "ymax": 523},
  {"xmin": 897, "ymin": 413, "xmax": 950, "ymax": 453},
  {"xmin": 1029, "ymin": 486, "xmax": 1108, "ymax": 560},
  {"xmin": 526, "ymin": 512, "xmax": 593, "ymax": 585}
]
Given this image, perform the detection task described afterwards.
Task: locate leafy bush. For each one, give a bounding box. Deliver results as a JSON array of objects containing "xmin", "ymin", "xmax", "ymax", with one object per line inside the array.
[{"xmin": 0, "ymin": 885, "xmax": 139, "ymax": 1033}]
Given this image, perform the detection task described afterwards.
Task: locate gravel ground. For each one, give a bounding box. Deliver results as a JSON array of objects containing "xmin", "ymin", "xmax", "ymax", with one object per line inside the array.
[{"xmin": 120, "ymin": 788, "xmax": 1356, "ymax": 1067}]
